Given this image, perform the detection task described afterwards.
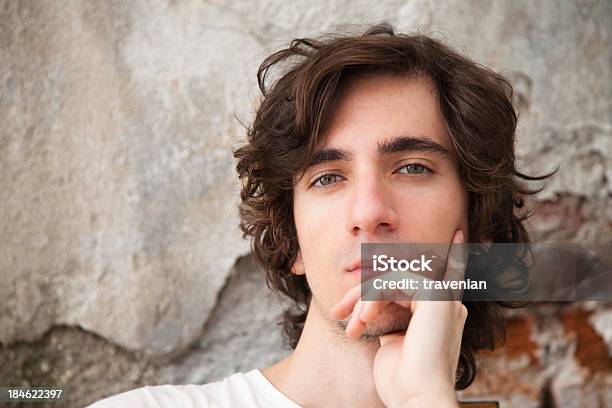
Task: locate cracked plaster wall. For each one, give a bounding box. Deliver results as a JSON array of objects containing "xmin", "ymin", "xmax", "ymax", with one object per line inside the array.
[{"xmin": 1, "ymin": 1, "xmax": 610, "ymax": 407}]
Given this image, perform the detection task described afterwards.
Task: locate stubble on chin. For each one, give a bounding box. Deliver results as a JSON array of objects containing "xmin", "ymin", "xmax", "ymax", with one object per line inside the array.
[{"xmin": 333, "ymin": 303, "xmax": 412, "ymax": 344}]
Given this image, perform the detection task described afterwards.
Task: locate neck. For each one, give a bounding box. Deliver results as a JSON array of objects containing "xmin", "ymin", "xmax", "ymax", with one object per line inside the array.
[{"xmin": 262, "ymin": 300, "xmax": 386, "ymax": 408}]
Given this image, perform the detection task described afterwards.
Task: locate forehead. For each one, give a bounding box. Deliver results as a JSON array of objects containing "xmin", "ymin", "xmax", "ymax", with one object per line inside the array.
[{"xmin": 320, "ymin": 74, "xmax": 451, "ymax": 152}]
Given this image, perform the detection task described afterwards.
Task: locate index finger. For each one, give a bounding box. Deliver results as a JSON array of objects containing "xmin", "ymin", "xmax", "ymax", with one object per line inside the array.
[{"xmin": 442, "ymin": 229, "xmax": 467, "ymax": 301}]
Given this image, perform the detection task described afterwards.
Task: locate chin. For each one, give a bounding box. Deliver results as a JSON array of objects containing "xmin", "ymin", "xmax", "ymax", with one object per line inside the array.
[{"xmin": 361, "ymin": 303, "xmax": 412, "ymax": 337}]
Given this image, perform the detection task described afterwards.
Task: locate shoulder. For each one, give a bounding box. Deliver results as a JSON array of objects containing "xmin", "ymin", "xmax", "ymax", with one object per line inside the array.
[{"xmin": 86, "ymin": 371, "xmax": 260, "ymax": 408}]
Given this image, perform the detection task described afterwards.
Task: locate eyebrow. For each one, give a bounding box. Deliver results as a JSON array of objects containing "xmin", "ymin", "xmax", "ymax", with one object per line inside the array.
[
  {"xmin": 304, "ymin": 135, "xmax": 452, "ymax": 171},
  {"xmin": 377, "ymin": 135, "xmax": 451, "ymax": 157}
]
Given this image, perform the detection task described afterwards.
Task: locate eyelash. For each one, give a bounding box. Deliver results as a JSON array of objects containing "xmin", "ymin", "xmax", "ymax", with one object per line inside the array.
[{"xmin": 309, "ymin": 163, "xmax": 433, "ymax": 190}]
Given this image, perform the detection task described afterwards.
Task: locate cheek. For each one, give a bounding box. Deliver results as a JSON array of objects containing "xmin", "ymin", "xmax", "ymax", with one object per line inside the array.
[
  {"xmin": 293, "ymin": 193, "xmax": 342, "ymax": 266},
  {"xmin": 398, "ymin": 182, "xmax": 468, "ymax": 242},
  {"xmin": 294, "ymin": 194, "xmax": 329, "ymax": 244}
]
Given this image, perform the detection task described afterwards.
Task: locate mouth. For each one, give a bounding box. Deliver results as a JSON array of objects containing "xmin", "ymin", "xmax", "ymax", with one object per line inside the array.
[{"xmin": 346, "ymin": 265, "xmax": 376, "ymax": 282}]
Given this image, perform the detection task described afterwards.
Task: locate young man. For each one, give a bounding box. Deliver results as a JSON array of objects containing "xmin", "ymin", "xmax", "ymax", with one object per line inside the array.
[{"xmin": 90, "ymin": 23, "xmax": 546, "ymax": 408}]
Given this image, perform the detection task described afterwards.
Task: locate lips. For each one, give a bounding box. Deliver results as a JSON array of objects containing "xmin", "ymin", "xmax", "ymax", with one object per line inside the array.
[
  {"xmin": 348, "ymin": 247, "xmax": 449, "ymax": 280},
  {"xmin": 345, "ymin": 263, "xmax": 383, "ymax": 282}
]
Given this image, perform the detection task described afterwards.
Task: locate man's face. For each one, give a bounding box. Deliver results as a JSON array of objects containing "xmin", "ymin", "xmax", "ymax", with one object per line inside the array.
[{"xmin": 292, "ymin": 74, "xmax": 469, "ymax": 339}]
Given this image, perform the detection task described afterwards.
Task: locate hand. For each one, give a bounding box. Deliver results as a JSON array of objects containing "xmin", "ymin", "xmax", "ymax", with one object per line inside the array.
[{"xmin": 331, "ymin": 230, "xmax": 468, "ymax": 408}]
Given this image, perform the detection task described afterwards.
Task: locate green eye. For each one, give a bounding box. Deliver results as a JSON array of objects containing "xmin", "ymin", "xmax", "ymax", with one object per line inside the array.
[
  {"xmin": 398, "ymin": 163, "xmax": 429, "ymax": 175},
  {"xmin": 312, "ymin": 174, "xmax": 340, "ymax": 188}
]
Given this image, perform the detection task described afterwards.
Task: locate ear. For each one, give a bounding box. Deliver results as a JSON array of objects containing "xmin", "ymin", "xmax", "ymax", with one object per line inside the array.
[{"xmin": 291, "ymin": 251, "xmax": 306, "ymax": 276}]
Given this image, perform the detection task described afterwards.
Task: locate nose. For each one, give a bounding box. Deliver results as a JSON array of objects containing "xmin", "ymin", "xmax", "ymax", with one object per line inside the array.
[{"xmin": 345, "ymin": 173, "xmax": 399, "ymax": 239}]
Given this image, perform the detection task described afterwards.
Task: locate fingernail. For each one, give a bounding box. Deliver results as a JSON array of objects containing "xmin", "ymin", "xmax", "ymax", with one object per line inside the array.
[{"xmin": 354, "ymin": 301, "xmax": 365, "ymax": 320}]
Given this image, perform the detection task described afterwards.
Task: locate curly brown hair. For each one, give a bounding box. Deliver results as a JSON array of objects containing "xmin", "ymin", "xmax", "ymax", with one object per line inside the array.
[{"xmin": 234, "ymin": 23, "xmax": 553, "ymax": 390}]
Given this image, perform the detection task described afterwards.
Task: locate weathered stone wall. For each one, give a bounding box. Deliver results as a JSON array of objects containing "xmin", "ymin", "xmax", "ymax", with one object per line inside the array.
[{"xmin": 1, "ymin": 1, "xmax": 610, "ymax": 407}]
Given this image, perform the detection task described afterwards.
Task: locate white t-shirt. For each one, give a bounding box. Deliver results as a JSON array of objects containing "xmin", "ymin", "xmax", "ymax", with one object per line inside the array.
[{"xmin": 87, "ymin": 369, "xmax": 301, "ymax": 408}]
